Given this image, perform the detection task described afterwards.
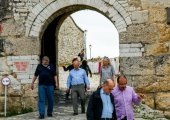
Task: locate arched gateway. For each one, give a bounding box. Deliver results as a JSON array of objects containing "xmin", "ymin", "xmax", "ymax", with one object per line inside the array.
[
  {"xmin": 25, "ymin": 0, "xmax": 132, "ymax": 38},
  {"xmin": 25, "ymin": 0, "xmax": 132, "ymax": 87}
]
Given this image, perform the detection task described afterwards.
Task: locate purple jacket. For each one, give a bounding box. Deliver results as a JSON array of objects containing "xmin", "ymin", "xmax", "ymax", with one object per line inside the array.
[{"xmin": 112, "ymin": 86, "xmax": 141, "ymax": 120}]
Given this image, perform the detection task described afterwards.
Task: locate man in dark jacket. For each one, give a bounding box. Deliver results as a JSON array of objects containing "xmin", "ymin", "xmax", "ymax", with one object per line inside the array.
[{"xmin": 86, "ymin": 79, "xmax": 117, "ymax": 120}]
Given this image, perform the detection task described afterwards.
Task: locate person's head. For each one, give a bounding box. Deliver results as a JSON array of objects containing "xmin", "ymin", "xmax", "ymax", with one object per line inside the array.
[
  {"xmin": 117, "ymin": 75, "xmax": 127, "ymax": 91},
  {"xmin": 102, "ymin": 79, "xmax": 115, "ymax": 94},
  {"xmin": 72, "ymin": 57, "xmax": 78, "ymax": 63},
  {"xmin": 42, "ymin": 56, "xmax": 50, "ymax": 65},
  {"xmin": 72, "ymin": 58, "xmax": 80, "ymax": 69},
  {"xmin": 81, "ymin": 49, "xmax": 85, "ymax": 52},
  {"xmin": 82, "ymin": 60, "xmax": 87, "ymax": 66},
  {"xmin": 102, "ymin": 56, "xmax": 111, "ymax": 66}
]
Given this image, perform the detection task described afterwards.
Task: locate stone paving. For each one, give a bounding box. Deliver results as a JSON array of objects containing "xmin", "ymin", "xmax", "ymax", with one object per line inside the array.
[
  {"xmin": 0, "ymin": 68, "xmax": 168, "ymax": 120},
  {"xmin": 2, "ymin": 90, "xmax": 168, "ymax": 120}
]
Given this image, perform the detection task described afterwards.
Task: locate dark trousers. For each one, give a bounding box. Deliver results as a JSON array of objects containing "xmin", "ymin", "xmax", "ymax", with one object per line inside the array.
[
  {"xmin": 71, "ymin": 84, "xmax": 85, "ymax": 113},
  {"xmin": 38, "ymin": 85, "xmax": 54, "ymax": 116}
]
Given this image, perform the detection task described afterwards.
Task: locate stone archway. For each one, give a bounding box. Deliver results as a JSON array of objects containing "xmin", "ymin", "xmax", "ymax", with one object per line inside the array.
[
  {"xmin": 25, "ymin": 0, "xmax": 132, "ymax": 86},
  {"xmin": 25, "ymin": 0, "xmax": 132, "ymax": 38}
]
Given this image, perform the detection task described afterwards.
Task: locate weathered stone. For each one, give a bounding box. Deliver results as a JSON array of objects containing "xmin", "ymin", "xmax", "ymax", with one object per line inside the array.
[
  {"xmin": 120, "ymin": 24, "xmax": 159, "ymax": 44},
  {"xmin": 131, "ymin": 10, "xmax": 149, "ymax": 24},
  {"xmin": 149, "ymin": 7, "xmax": 167, "ymax": 23},
  {"xmin": 155, "ymin": 56, "xmax": 170, "ymax": 75},
  {"xmin": 22, "ymin": 84, "xmax": 38, "ymax": 97},
  {"xmin": 135, "ymin": 76, "xmax": 170, "ymax": 93},
  {"xmin": 156, "ymin": 23, "xmax": 170, "ymax": 42},
  {"xmin": 8, "ymin": 75, "xmax": 22, "ymax": 97},
  {"xmin": 8, "ymin": 97, "xmax": 22, "ymax": 111},
  {"xmin": 141, "ymin": 93, "xmax": 155, "ymax": 109},
  {"xmin": 119, "ymin": 57, "xmax": 155, "ymax": 75},
  {"xmin": 3, "ymin": 37, "xmax": 40, "ymax": 56},
  {"xmin": 0, "ymin": 97, "xmax": 4, "ymax": 112},
  {"xmin": 1, "ymin": 19, "xmax": 25, "ymax": 37},
  {"xmin": 145, "ymin": 43, "xmax": 170, "ymax": 56},
  {"xmin": 141, "ymin": 0, "xmax": 170, "ymax": 9},
  {"xmin": 58, "ymin": 17, "xmax": 84, "ymax": 65},
  {"xmin": 155, "ymin": 92, "xmax": 170, "ymax": 111},
  {"xmin": 164, "ymin": 111, "xmax": 170, "ymax": 119},
  {"xmin": 0, "ymin": 57, "xmax": 9, "ymax": 72},
  {"xmin": 22, "ymin": 97, "xmax": 38, "ymax": 111}
]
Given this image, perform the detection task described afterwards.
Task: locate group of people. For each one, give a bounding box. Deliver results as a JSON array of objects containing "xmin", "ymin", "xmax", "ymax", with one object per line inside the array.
[{"xmin": 31, "ymin": 55, "xmax": 144, "ymax": 120}]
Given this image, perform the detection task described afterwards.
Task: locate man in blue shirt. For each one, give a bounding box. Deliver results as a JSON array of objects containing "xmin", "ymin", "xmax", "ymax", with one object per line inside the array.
[
  {"xmin": 31, "ymin": 56, "xmax": 58, "ymax": 119},
  {"xmin": 87, "ymin": 79, "xmax": 117, "ymax": 120},
  {"xmin": 66, "ymin": 59, "xmax": 90, "ymax": 115}
]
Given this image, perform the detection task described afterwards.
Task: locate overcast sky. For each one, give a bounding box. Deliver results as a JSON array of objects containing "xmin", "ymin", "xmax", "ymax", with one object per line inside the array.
[{"xmin": 71, "ymin": 10, "xmax": 119, "ymax": 59}]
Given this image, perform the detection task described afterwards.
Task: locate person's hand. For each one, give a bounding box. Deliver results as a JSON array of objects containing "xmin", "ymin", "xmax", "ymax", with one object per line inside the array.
[
  {"xmin": 86, "ymin": 86, "xmax": 90, "ymax": 91},
  {"xmin": 90, "ymin": 74, "xmax": 92, "ymax": 78},
  {"xmin": 55, "ymin": 84, "xmax": 59, "ymax": 90},
  {"xmin": 31, "ymin": 83, "xmax": 34, "ymax": 90},
  {"xmin": 137, "ymin": 94, "xmax": 145, "ymax": 99},
  {"xmin": 66, "ymin": 88, "xmax": 70, "ymax": 93}
]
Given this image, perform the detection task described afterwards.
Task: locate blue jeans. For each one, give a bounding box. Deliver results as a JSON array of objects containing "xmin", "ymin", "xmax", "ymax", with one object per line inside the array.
[{"xmin": 38, "ymin": 85, "xmax": 54, "ymax": 116}]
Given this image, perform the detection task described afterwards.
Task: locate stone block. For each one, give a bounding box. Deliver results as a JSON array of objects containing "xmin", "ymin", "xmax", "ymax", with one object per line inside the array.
[
  {"xmin": 0, "ymin": 57, "xmax": 9, "ymax": 73},
  {"xmin": 30, "ymin": 60, "xmax": 39, "ymax": 65},
  {"xmin": 119, "ymin": 57, "xmax": 155, "ymax": 75},
  {"xmin": 19, "ymin": 56, "xmax": 32, "ymax": 60},
  {"xmin": 134, "ymin": 75, "xmax": 170, "ymax": 93},
  {"xmin": 120, "ymin": 52, "xmax": 142, "ymax": 57},
  {"xmin": 0, "ymin": 97, "xmax": 5, "ymax": 111},
  {"xmin": 109, "ymin": 0, "xmax": 116, "ymax": 5},
  {"xmin": 149, "ymin": 7, "xmax": 166, "ymax": 23},
  {"xmin": 31, "ymin": 55, "xmax": 39, "ymax": 60},
  {"xmin": 155, "ymin": 56, "xmax": 170, "ymax": 75},
  {"xmin": 8, "ymin": 97, "xmax": 22, "ymax": 111},
  {"xmin": 21, "ymin": 79, "xmax": 32, "ymax": 84},
  {"xmin": 141, "ymin": 0, "xmax": 170, "ymax": 9},
  {"xmin": 22, "ymin": 97, "xmax": 38, "ymax": 111},
  {"xmin": 156, "ymin": 23, "xmax": 170, "ymax": 42},
  {"xmin": 29, "ymin": 30, "xmax": 39, "ymax": 37},
  {"xmin": 23, "ymin": 84, "xmax": 38, "ymax": 97},
  {"xmin": 120, "ymin": 44, "xmax": 131, "ymax": 48},
  {"xmin": 131, "ymin": 43, "xmax": 143, "ymax": 48},
  {"xmin": 142, "ymin": 93, "xmax": 155, "ymax": 109},
  {"xmin": 155, "ymin": 92, "xmax": 170, "ymax": 111},
  {"xmin": 16, "ymin": 3, "xmax": 25, "ymax": 7},
  {"xmin": 16, "ymin": 73, "xmax": 29, "ymax": 79},
  {"xmin": 145, "ymin": 43, "xmax": 169, "ymax": 56},
  {"xmin": 0, "ymin": 83, "xmax": 4, "ymax": 95},
  {"xmin": 120, "ymin": 48, "xmax": 141, "ymax": 53},
  {"xmin": 120, "ymin": 24, "xmax": 159, "ymax": 44},
  {"xmin": 124, "ymin": 17, "xmax": 132, "ymax": 25},
  {"xmin": 15, "ymin": 8, "xmax": 28, "ymax": 13},
  {"xmin": 118, "ymin": 28, "xmax": 127, "ymax": 33}
]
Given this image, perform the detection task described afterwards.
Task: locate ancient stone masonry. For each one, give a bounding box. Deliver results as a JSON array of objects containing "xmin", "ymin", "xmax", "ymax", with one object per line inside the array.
[{"xmin": 0, "ymin": 0, "xmax": 170, "ymax": 119}]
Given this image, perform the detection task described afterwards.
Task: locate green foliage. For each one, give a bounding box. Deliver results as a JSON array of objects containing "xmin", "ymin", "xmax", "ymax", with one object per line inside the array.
[
  {"xmin": 20, "ymin": 107, "xmax": 33, "ymax": 114},
  {"xmin": 0, "ymin": 107, "xmax": 33, "ymax": 117}
]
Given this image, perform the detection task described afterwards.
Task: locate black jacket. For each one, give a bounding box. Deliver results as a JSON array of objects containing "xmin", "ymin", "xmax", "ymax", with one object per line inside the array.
[{"xmin": 86, "ymin": 88, "xmax": 117, "ymax": 120}]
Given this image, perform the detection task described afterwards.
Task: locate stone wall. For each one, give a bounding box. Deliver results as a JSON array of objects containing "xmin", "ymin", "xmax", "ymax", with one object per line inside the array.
[
  {"xmin": 0, "ymin": 0, "xmax": 85, "ymax": 114},
  {"xmin": 58, "ymin": 17, "xmax": 84, "ymax": 65},
  {"xmin": 0, "ymin": 0, "xmax": 170, "ymax": 118},
  {"xmin": 119, "ymin": 0, "xmax": 170, "ymax": 118},
  {"xmin": 0, "ymin": 55, "xmax": 39, "ymax": 112}
]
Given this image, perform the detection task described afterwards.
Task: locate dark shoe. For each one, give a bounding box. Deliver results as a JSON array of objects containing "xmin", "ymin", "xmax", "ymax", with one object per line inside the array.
[
  {"xmin": 81, "ymin": 111, "xmax": 85, "ymax": 114},
  {"xmin": 47, "ymin": 113, "xmax": 53, "ymax": 117},
  {"xmin": 73, "ymin": 113, "xmax": 78, "ymax": 116},
  {"xmin": 39, "ymin": 115, "xmax": 44, "ymax": 119}
]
